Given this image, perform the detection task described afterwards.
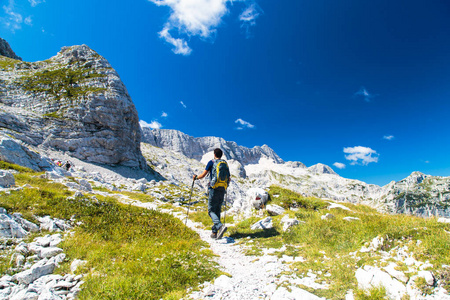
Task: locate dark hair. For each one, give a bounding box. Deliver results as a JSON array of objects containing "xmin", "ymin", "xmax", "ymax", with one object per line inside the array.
[{"xmin": 214, "ymin": 148, "xmax": 223, "ymax": 159}]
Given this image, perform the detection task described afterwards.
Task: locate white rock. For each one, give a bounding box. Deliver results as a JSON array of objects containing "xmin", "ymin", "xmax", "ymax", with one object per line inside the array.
[
  {"xmin": 266, "ymin": 204, "xmax": 285, "ymax": 216},
  {"xmin": 70, "ymin": 259, "xmax": 87, "ymax": 273},
  {"xmin": 383, "ymin": 263, "xmax": 408, "ymax": 283},
  {"xmin": 0, "ymin": 213, "xmax": 28, "ymax": 238},
  {"xmin": 39, "ymin": 247, "xmax": 63, "ymax": 259},
  {"xmin": 14, "ymin": 260, "xmax": 56, "ymax": 285},
  {"xmin": 321, "ymin": 213, "xmax": 335, "ymax": 220},
  {"xmin": 251, "ymin": 217, "xmax": 273, "ymax": 230},
  {"xmin": 438, "ymin": 218, "xmax": 450, "ymax": 224},
  {"xmin": 417, "ymin": 270, "xmax": 435, "ymax": 286},
  {"xmin": 281, "ymin": 217, "xmax": 301, "ymax": 232},
  {"xmin": 355, "ymin": 266, "xmax": 406, "ymax": 299},
  {"xmin": 246, "ymin": 188, "xmax": 269, "ymax": 209},
  {"xmin": 343, "ymin": 217, "xmax": 360, "ymax": 222}
]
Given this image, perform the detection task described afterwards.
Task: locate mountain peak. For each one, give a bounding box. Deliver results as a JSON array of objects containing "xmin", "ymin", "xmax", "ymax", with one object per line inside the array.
[{"xmin": 0, "ymin": 38, "xmax": 22, "ymax": 61}]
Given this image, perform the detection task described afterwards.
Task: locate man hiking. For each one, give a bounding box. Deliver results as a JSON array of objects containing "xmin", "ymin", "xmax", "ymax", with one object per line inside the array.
[{"xmin": 193, "ymin": 148, "xmax": 230, "ymax": 239}]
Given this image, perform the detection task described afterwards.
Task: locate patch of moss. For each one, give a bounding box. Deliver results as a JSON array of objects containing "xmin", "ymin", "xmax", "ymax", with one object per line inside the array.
[
  {"xmin": 0, "ymin": 56, "xmax": 20, "ymax": 70},
  {"xmin": 18, "ymin": 67, "xmax": 107, "ymax": 101}
]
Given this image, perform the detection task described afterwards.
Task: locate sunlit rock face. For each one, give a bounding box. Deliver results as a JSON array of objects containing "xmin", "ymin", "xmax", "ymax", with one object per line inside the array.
[{"xmin": 0, "ymin": 44, "xmax": 146, "ymax": 169}]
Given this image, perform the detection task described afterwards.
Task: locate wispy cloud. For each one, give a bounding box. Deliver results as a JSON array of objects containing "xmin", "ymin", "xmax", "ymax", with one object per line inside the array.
[
  {"xmin": 333, "ymin": 162, "xmax": 346, "ymax": 169},
  {"xmin": 2, "ymin": 0, "xmax": 23, "ymax": 32},
  {"xmin": 239, "ymin": 3, "xmax": 263, "ymax": 38},
  {"xmin": 140, "ymin": 120, "xmax": 162, "ymax": 130},
  {"xmin": 28, "ymin": 0, "xmax": 44, "ymax": 7},
  {"xmin": 149, "ymin": 0, "xmax": 262, "ymax": 54},
  {"xmin": 180, "ymin": 101, "xmax": 187, "ymax": 109},
  {"xmin": 235, "ymin": 118, "xmax": 255, "ymax": 130},
  {"xmin": 343, "ymin": 146, "xmax": 379, "ymax": 166},
  {"xmin": 161, "ymin": 111, "xmax": 168, "ymax": 118},
  {"xmin": 383, "ymin": 135, "xmax": 394, "ymax": 140},
  {"xmin": 354, "ymin": 86, "xmax": 376, "ymax": 102},
  {"xmin": 2, "ymin": 0, "xmax": 38, "ymax": 32},
  {"xmin": 158, "ymin": 27, "xmax": 192, "ymax": 55}
]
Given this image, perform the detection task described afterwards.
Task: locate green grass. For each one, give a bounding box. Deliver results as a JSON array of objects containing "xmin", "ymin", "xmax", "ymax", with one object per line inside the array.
[
  {"xmin": 18, "ymin": 66, "xmax": 107, "ymax": 101},
  {"xmin": 0, "ymin": 160, "xmax": 36, "ymax": 173},
  {"xmin": 226, "ymin": 186, "xmax": 450, "ymax": 299},
  {"xmin": 0, "ymin": 166, "xmax": 220, "ymax": 299},
  {"xmin": 0, "ymin": 56, "xmax": 20, "ymax": 70}
]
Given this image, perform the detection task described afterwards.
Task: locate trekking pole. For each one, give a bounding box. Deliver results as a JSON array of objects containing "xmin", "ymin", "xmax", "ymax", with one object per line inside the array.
[
  {"xmin": 185, "ymin": 177, "xmax": 196, "ymax": 226},
  {"xmin": 223, "ymin": 191, "xmax": 227, "ymax": 228}
]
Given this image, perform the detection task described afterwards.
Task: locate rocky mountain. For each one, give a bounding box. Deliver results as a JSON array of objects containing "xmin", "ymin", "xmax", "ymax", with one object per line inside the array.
[
  {"xmin": 142, "ymin": 128, "xmax": 284, "ymax": 166},
  {"xmin": 0, "ymin": 44, "xmax": 146, "ymax": 169},
  {"xmin": 141, "ymin": 128, "xmax": 450, "ymax": 218},
  {"xmin": 0, "ymin": 38, "xmax": 21, "ymax": 61}
]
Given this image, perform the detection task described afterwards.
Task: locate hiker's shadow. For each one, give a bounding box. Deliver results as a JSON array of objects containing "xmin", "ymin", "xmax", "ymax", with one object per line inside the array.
[{"xmin": 228, "ymin": 228, "xmax": 280, "ymax": 239}]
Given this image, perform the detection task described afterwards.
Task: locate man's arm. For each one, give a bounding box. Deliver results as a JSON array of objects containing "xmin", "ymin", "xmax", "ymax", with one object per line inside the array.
[{"xmin": 194, "ymin": 169, "xmax": 209, "ymax": 180}]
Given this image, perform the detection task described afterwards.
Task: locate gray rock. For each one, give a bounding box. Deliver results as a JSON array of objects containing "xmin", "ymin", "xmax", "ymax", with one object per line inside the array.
[
  {"xmin": 0, "ymin": 45, "xmax": 148, "ymax": 170},
  {"xmin": 14, "ymin": 260, "xmax": 56, "ymax": 285},
  {"xmin": 266, "ymin": 204, "xmax": 285, "ymax": 216},
  {"xmin": 0, "ymin": 38, "xmax": 22, "ymax": 60},
  {"xmin": 308, "ymin": 163, "xmax": 337, "ymax": 175},
  {"xmin": 321, "ymin": 213, "xmax": 335, "ymax": 220},
  {"xmin": 0, "ymin": 170, "xmax": 15, "ymax": 187},
  {"xmin": 251, "ymin": 217, "xmax": 273, "ymax": 230},
  {"xmin": 355, "ymin": 265, "xmax": 406, "ymax": 299},
  {"xmin": 0, "ymin": 213, "xmax": 28, "ymax": 238},
  {"xmin": 39, "ymin": 247, "xmax": 63, "ymax": 259},
  {"xmin": 0, "ymin": 138, "xmax": 50, "ymax": 172}
]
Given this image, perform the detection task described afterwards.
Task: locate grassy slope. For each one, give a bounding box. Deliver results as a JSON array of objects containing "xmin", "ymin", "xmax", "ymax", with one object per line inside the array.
[
  {"xmin": 228, "ymin": 185, "xmax": 450, "ymax": 299},
  {"xmin": 0, "ymin": 162, "xmax": 219, "ymax": 299}
]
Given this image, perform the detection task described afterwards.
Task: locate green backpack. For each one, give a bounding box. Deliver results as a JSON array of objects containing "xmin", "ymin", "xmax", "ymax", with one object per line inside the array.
[{"xmin": 210, "ymin": 159, "xmax": 230, "ymax": 189}]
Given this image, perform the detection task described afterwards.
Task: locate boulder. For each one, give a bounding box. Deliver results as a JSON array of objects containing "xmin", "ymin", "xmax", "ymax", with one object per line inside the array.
[
  {"xmin": 321, "ymin": 213, "xmax": 335, "ymax": 220},
  {"xmin": 0, "ymin": 213, "xmax": 28, "ymax": 238},
  {"xmin": 0, "ymin": 138, "xmax": 50, "ymax": 171},
  {"xmin": 355, "ymin": 265, "xmax": 406, "ymax": 299},
  {"xmin": 0, "ymin": 170, "xmax": 15, "ymax": 188},
  {"xmin": 251, "ymin": 217, "xmax": 273, "ymax": 230},
  {"xmin": 266, "ymin": 204, "xmax": 285, "ymax": 216},
  {"xmin": 13, "ymin": 260, "xmax": 56, "ymax": 285},
  {"xmin": 246, "ymin": 188, "xmax": 269, "ymax": 209},
  {"xmin": 281, "ymin": 215, "xmax": 302, "ymax": 232}
]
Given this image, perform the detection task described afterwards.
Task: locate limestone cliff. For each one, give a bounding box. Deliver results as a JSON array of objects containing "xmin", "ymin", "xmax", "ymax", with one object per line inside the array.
[{"xmin": 0, "ymin": 44, "xmax": 146, "ymax": 169}]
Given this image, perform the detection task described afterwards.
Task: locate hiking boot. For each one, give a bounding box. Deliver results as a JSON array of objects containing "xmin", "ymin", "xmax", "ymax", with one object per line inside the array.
[
  {"xmin": 217, "ymin": 225, "xmax": 227, "ymax": 239},
  {"xmin": 210, "ymin": 232, "xmax": 217, "ymax": 239}
]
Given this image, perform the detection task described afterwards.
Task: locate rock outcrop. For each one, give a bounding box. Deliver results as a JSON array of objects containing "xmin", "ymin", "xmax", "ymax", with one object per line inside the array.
[
  {"xmin": 141, "ymin": 128, "xmax": 284, "ymax": 165},
  {"xmin": 0, "ymin": 44, "xmax": 146, "ymax": 169},
  {"xmin": 0, "ymin": 38, "xmax": 21, "ymax": 60}
]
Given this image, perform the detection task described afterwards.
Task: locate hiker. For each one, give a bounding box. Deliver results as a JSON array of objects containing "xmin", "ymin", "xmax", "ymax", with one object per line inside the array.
[
  {"xmin": 65, "ymin": 161, "xmax": 71, "ymax": 171},
  {"xmin": 193, "ymin": 148, "xmax": 230, "ymax": 239}
]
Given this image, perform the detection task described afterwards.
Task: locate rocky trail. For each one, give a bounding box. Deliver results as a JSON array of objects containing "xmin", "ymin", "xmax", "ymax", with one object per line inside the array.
[{"xmin": 119, "ymin": 196, "xmax": 324, "ymax": 300}]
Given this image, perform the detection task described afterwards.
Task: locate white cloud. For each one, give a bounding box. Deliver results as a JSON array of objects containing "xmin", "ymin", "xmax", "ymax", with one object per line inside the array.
[
  {"xmin": 383, "ymin": 135, "xmax": 394, "ymax": 140},
  {"xmin": 180, "ymin": 101, "xmax": 187, "ymax": 108},
  {"xmin": 354, "ymin": 86, "xmax": 375, "ymax": 102},
  {"xmin": 2, "ymin": 0, "xmax": 35, "ymax": 32},
  {"xmin": 343, "ymin": 146, "xmax": 379, "ymax": 166},
  {"xmin": 158, "ymin": 27, "xmax": 192, "ymax": 55},
  {"xmin": 161, "ymin": 111, "xmax": 168, "ymax": 118},
  {"xmin": 28, "ymin": 0, "xmax": 45, "ymax": 7},
  {"xmin": 149, "ymin": 0, "xmax": 262, "ymax": 54},
  {"xmin": 239, "ymin": 3, "xmax": 262, "ymax": 38},
  {"xmin": 235, "ymin": 118, "xmax": 255, "ymax": 130},
  {"xmin": 140, "ymin": 120, "xmax": 162, "ymax": 129},
  {"xmin": 333, "ymin": 162, "xmax": 346, "ymax": 169},
  {"xmin": 24, "ymin": 16, "xmax": 32, "ymax": 25}
]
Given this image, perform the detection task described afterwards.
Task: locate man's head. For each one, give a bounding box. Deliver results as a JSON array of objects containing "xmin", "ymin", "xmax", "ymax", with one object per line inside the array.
[{"xmin": 214, "ymin": 148, "xmax": 223, "ymax": 159}]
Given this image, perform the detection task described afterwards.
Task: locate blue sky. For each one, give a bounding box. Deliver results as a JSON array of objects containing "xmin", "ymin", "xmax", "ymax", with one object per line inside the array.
[{"xmin": 1, "ymin": 0, "xmax": 450, "ymax": 186}]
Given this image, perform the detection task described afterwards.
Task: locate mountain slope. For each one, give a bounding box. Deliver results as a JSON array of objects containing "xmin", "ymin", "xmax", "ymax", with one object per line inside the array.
[{"xmin": 0, "ymin": 45, "xmax": 146, "ymax": 169}]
